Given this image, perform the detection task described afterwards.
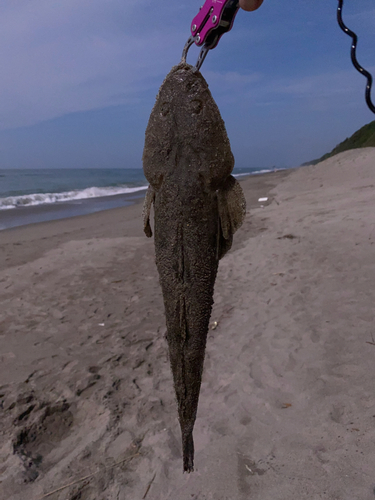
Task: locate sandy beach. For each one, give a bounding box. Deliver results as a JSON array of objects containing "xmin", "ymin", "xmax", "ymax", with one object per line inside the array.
[{"xmin": 1, "ymin": 149, "xmax": 375, "ymax": 500}]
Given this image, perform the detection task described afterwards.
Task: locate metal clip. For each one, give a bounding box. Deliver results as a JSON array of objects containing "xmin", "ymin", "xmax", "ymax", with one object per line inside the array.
[{"xmin": 181, "ymin": 0, "xmax": 240, "ymax": 71}]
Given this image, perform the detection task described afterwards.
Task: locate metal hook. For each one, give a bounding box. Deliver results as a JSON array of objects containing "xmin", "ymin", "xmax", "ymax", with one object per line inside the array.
[
  {"xmin": 181, "ymin": 36, "xmax": 196, "ymax": 64},
  {"xmin": 181, "ymin": 37, "xmax": 209, "ymax": 72}
]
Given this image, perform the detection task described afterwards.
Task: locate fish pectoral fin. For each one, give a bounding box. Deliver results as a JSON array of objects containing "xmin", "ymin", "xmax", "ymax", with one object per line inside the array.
[
  {"xmin": 142, "ymin": 185, "xmax": 155, "ymax": 238},
  {"xmin": 218, "ymin": 175, "xmax": 246, "ymax": 238},
  {"xmin": 217, "ymin": 175, "xmax": 246, "ymax": 259}
]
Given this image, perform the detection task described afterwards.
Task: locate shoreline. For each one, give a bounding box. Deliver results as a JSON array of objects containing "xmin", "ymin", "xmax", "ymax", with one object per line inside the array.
[
  {"xmin": 0, "ymin": 169, "xmax": 291, "ymax": 232},
  {"xmin": 0, "ymin": 170, "xmax": 290, "ymax": 273},
  {"xmin": 0, "ymin": 189, "xmax": 148, "ymax": 231}
]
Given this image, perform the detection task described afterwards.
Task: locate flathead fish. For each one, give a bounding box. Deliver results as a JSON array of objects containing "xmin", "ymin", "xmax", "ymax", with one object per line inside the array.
[{"xmin": 142, "ymin": 63, "xmax": 246, "ymax": 472}]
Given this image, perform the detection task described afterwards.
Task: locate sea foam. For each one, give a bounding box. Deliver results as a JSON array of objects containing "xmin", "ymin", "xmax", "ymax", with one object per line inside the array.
[{"xmin": 0, "ymin": 185, "xmax": 148, "ymax": 210}]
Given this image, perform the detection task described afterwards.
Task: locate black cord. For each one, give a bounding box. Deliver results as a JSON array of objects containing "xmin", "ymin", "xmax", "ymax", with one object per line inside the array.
[{"xmin": 337, "ymin": 0, "xmax": 375, "ymax": 114}]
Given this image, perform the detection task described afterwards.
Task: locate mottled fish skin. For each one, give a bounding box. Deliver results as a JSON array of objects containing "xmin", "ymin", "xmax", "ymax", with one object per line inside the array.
[{"xmin": 142, "ymin": 63, "xmax": 246, "ymax": 472}]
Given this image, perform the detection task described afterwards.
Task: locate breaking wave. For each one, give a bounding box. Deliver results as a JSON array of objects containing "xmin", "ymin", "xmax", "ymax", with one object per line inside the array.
[
  {"xmin": 0, "ymin": 185, "xmax": 148, "ymax": 210},
  {"xmin": 233, "ymin": 168, "xmax": 284, "ymax": 178}
]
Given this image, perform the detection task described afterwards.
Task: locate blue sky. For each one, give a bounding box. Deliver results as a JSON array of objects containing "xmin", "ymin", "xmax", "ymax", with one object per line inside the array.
[{"xmin": 0, "ymin": 0, "xmax": 374, "ymax": 170}]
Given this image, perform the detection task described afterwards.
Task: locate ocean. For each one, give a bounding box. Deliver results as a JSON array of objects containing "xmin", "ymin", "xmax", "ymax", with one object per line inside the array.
[{"xmin": 0, "ymin": 166, "xmax": 275, "ymax": 230}]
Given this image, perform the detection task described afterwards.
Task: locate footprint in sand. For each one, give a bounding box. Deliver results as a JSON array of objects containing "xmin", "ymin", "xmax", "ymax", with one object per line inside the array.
[{"xmin": 13, "ymin": 401, "xmax": 74, "ymax": 482}]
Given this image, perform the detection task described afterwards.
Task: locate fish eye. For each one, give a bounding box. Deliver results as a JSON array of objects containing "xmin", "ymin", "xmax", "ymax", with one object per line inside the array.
[
  {"xmin": 186, "ymin": 81, "xmax": 197, "ymax": 92},
  {"xmin": 160, "ymin": 102, "xmax": 170, "ymax": 117},
  {"xmin": 191, "ymin": 99, "xmax": 203, "ymax": 114}
]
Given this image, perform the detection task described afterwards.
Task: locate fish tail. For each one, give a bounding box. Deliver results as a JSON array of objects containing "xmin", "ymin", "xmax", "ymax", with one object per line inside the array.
[{"xmin": 182, "ymin": 430, "xmax": 194, "ymax": 473}]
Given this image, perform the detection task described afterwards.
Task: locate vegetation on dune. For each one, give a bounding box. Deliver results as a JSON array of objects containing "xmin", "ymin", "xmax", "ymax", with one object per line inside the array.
[{"xmin": 303, "ymin": 120, "xmax": 375, "ymax": 166}]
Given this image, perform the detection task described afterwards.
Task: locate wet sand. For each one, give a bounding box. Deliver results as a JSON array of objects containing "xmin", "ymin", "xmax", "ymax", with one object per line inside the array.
[
  {"xmin": 0, "ymin": 190, "xmax": 147, "ymax": 231},
  {"xmin": 1, "ymin": 151, "xmax": 375, "ymax": 499}
]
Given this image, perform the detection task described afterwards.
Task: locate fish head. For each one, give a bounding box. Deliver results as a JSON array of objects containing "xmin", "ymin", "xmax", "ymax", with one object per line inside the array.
[{"xmin": 143, "ymin": 63, "xmax": 234, "ymax": 190}]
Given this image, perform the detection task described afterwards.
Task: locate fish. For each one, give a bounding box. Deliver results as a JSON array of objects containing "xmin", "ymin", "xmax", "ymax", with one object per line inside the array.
[{"xmin": 142, "ymin": 62, "xmax": 246, "ymax": 472}]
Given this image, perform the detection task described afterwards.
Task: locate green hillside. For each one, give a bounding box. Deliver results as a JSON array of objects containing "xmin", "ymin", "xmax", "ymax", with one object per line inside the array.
[{"xmin": 304, "ymin": 120, "xmax": 375, "ymax": 166}]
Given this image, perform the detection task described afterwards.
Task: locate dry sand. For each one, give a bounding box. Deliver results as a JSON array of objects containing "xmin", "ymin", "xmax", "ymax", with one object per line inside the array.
[{"xmin": 1, "ymin": 149, "xmax": 375, "ymax": 500}]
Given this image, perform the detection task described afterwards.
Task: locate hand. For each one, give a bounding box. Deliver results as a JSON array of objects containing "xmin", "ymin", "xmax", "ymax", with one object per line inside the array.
[{"xmin": 239, "ymin": 0, "xmax": 264, "ymax": 12}]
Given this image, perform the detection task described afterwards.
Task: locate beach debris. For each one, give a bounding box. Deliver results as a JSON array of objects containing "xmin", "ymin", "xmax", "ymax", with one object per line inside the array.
[
  {"xmin": 282, "ymin": 403, "xmax": 292, "ymax": 409},
  {"xmin": 142, "ymin": 62, "xmax": 245, "ymax": 472},
  {"xmin": 36, "ymin": 453, "xmax": 140, "ymax": 500},
  {"xmin": 245, "ymin": 464, "xmax": 254, "ymax": 474},
  {"xmin": 277, "ymin": 234, "xmax": 297, "ymax": 240},
  {"xmin": 211, "ymin": 321, "xmax": 219, "ymax": 330},
  {"xmin": 243, "ymin": 459, "xmax": 267, "ymax": 476},
  {"xmin": 142, "ymin": 472, "xmax": 156, "ymax": 499},
  {"xmin": 258, "ymin": 197, "xmax": 268, "ymax": 202}
]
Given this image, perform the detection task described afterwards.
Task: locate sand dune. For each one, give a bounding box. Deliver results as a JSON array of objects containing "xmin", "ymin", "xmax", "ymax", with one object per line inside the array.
[{"xmin": 1, "ymin": 150, "xmax": 375, "ymax": 499}]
